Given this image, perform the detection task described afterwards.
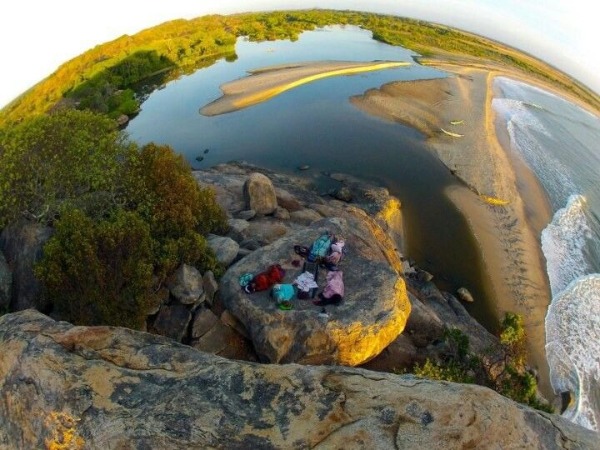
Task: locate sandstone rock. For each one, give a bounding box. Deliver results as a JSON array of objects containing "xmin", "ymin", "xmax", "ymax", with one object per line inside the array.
[
  {"xmin": 202, "ymin": 270, "xmax": 219, "ymax": 307},
  {"xmin": 116, "ymin": 114, "xmax": 129, "ymax": 126},
  {"xmin": 360, "ymin": 333, "xmax": 419, "ymax": 372},
  {"xmin": 190, "ymin": 306, "xmax": 219, "ymax": 339},
  {"xmin": 333, "ymin": 185, "xmax": 353, "ymax": 202},
  {"xmin": 220, "ymin": 309, "xmax": 250, "ymax": 339},
  {"xmin": 191, "ymin": 320, "xmax": 233, "ymax": 354},
  {"xmin": 226, "ymin": 218, "xmax": 250, "ymax": 242},
  {"xmin": 457, "ymin": 286, "xmax": 475, "ymax": 303},
  {"xmin": 166, "ymin": 264, "xmax": 204, "ymax": 305},
  {"xmin": 417, "ymin": 269, "xmax": 434, "ymax": 282},
  {"xmin": 0, "ymin": 221, "xmax": 53, "ymax": 312},
  {"xmin": 233, "ymin": 248, "xmax": 253, "ymax": 263},
  {"xmin": 273, "ymin": 206, "xmax": 290, "ymax": 220},
  {"xmin": 0, "ymin": 252, "xmax": 11, "ymax": 312},
  {"xmin": 150, "ymin": 304, "xmax": 191, "ymax": 342},
  {"xmin": 219, "ymin": 217, "xmax": 411, "ymax": 365},
  {"xmin": 275, "ymin": 188, "xmax": 303, "ymax": 212},
  {"xmin": 207, "ymin": 234, "xmax": 239, "ymax": 267},
  {"xmin": 240, "ymin": 238, "xmax": 261, "ymax": 251},
  {"xmin": 289, "ymin": 208, "xmax": 323, "ymax": 225},
  {"xmin": 243, "ymin": 172, "xmax": 277, "ymax": 215},
  {"xmin": 0, "ymin": 310, "xmax": 596, "ymax": 450},
  {"xmin": 236, "ymin": 209, "xmax": 256, "ymax": 220},
  {"xmin": 246, "ymin": 219, "xmax": 289, "ymax": 245}
]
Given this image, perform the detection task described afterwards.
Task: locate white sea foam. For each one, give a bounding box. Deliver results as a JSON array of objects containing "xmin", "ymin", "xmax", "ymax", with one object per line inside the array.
[
  {"xmin": 492, "ymin": 96, "xmax": 576, "ymax": 209},
  {"xmin": 541, "ymin": 195, "xmax": 593, "ymax": 296},
  {"xmin": 493, "ymin": 80, "xmax": 600, "ymax": 432},
  {"xmin": 545, "ymin": 274, "xmax": 600, "ymax": 432}
]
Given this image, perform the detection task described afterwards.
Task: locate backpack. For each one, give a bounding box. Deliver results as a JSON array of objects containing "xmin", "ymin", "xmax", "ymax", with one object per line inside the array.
[
  {"xmin": 272, "ymin": 284, "xmax": 295, "ymax": 310},
  {"xmin": 308, "ymin": 233, "xmax": 333, "ymax": 262},
  {"xmin": 272, "ymin": 283, "xmax": 295, "ymax": 302},
  {"xmin": 265, "ymin": 264, "xmax": 285, "ymax": 284}
]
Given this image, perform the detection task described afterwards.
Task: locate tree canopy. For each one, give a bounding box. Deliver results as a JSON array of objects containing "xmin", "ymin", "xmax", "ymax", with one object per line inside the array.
[{"xmin": 1, "ymin": 108, "xmax": 227, "ymax": 328}]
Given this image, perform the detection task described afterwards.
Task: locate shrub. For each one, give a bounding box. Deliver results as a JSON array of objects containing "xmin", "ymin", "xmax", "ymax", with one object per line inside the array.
[
  {"xmin": 156, "ymin": 230, "xmax": 224, "ymax": 281},
  {"xmin": 4, "ymin": 111, "xmax": 227, "ymax": 328},
  {"xmin": 124, "ymin": 142, "xmax": 228, "ymax": 238},
  {"xmin": 412, "ymin": 319, "xmax": 554, "ymax": 413},
  {"xmin": 0, "ymin": 109, "xmax": 134, "ymax": 227},
  {"xmin": 35, "ymin": 207, "xmax": 156, "ymax": 329},
  {"xmin": 413, "ymin": 359, "xmax": 475, "ymax": 384}
]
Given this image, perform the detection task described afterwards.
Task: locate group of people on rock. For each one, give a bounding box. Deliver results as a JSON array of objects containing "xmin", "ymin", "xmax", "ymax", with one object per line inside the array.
[{"xmin": 239, "ymin": 231, "xmax": 346, "ymax": 310}]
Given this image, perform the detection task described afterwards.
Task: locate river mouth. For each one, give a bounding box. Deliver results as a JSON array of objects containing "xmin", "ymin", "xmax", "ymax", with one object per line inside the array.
[{"xmin": 126, "ymin": 25, "xmax": 498, "ymax": 329}]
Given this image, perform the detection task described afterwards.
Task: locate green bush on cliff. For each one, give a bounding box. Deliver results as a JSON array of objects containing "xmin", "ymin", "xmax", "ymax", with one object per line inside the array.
[
  {"xmin": 35, "ymin": 208, "xmax": 156, "ymax": 328},
  {"xmin": 1, "ymin": 109, "xmax": 227, "ymax": 328},
  {"xmin": 121, "ymin": 142, "xmax": 227, "ymax": 279},
  {"xmin": 412, "ymin": 319, "xmax": 554, "ymax": 413},
  {"xmin": 0, "ymin": 109, "xmax": 134, "ymax": 227}
]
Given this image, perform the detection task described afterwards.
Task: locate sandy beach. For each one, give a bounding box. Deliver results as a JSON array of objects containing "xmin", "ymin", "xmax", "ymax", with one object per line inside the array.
[
  {"xmin": 351, "ymin": 64, "xmax": 556, "ymax": 397},
  {"xmin": 200, "ymin": 60, "xmax": 408, "ymax": 116}
]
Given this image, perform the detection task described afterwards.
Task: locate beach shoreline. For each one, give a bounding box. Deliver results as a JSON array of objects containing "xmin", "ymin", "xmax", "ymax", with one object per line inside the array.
[{"xmin": 351, "ymin": 63, "xmax": 556, "ymax": 398}]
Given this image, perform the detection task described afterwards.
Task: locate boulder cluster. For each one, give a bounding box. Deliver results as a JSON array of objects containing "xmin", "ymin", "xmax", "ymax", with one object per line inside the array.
[{"xmin": 1, "ymin": 162, "xmax": 596, "ymax": 448}]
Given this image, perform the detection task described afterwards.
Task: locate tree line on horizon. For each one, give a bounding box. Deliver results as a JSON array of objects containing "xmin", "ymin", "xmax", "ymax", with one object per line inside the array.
[{"xmin": 1, "ymin": 9, "xmax": 597, "ymax": 126}]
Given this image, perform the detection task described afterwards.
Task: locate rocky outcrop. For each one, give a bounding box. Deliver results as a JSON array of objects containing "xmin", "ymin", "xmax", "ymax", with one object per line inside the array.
[
  {"xmin": 243, "ymin": 172, "xmax": 278, "ymax": 215},
  {"xmin": 0, "ymin": 220, "xmax": 53, "ymax": 312},
  {"xmin": 0, "ymin": 310, "xmax": 596, "ymax": 450},
  {"xmin": 206, "ymin": 234, "xmax": 240, "ymax": 267},
  {"xmin": 220, "ymin": 216, "xmax": 411, "ymax": 366}
]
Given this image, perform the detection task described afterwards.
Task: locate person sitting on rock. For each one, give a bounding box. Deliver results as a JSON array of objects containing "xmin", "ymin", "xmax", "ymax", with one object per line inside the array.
[{"xmin": 313, "ymin": 270, "xmax": 344, "ymax": 306}]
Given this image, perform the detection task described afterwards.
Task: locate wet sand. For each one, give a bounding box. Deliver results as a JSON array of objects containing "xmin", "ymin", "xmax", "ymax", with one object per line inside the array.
[
  {"xmin": 352, "ymin": 65, "xmax": 555, "ymax": 397},
  {"xmin": 200, "ymin": 60, "xmax": 408, "ymax": 116}
]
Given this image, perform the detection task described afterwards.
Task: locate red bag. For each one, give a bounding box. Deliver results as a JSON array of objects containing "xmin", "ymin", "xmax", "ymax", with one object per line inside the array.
[
  {"xmin": 253, "ymin": 274, "xmax": 271, "ymax": 292},
  {"xmin": 266, "ymin": 264, "xmax": 285, "ymax": 284},
  {"xmin": 245, "ymin": 264, "xmax": 285, "ymax": 293}
]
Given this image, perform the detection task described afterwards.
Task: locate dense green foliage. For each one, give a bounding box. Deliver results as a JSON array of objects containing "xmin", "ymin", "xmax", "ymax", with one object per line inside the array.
[
  {"xmin": 412, "ymin": 315, "xmax": 554, "ymax": 413},
  {"xmin": 0, "ymin": 109, "xmax": 227, "ymax": 328},
  {"xmin": 122, "ymin": 142, "xmax": 227, "ymax": 278},
  {"xmin": 67, "ymin": 51, "xmax": 174, "ymax": 118},
  {"xmin": 36, "ymin": 208, "xmax": 155, "ymax": 328},
  {"xmin": 0, "ymin": 109, "xmax": 134, "ymax": 227},
  {"xmin": 2, "ymin": 10, "xmax": 597, "ymax": 126}
]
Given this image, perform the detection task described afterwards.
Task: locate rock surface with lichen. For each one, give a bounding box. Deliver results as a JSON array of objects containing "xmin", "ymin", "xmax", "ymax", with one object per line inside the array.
[{"xmin": 0, "ymin": 309, "xmax": 596, "ymax": 450}]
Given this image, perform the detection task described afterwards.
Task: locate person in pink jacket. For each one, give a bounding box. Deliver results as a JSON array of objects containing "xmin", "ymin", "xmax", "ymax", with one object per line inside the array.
[{"xmin": 313, "ymin": 270, "xmax": 344, "ymax": 306}]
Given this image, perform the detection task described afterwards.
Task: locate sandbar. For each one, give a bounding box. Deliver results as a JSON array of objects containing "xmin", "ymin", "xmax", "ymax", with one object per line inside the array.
[
  {"xmin": 352, "ymin": 64, "xmax": 556, "ymax": 397},
  {"xmin": 200, "ymin": 60, "xmax": 409, "ymax": 116}
]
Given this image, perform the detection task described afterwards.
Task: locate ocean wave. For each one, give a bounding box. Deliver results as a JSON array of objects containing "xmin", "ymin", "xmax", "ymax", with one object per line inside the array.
[
  {"xmin": 545, "ymin": 274, "xmax": 600, "ymax": 432},
  {"xmin": 492, "ymin": 97, "xmax": 576, "ymax": 210},
  {"xmin": 541, "ymin": 195, "xmax": 593, "ymax": 296}
]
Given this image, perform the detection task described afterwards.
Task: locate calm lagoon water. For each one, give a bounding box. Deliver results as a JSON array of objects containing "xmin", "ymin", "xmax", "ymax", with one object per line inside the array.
[{"xmin": 127, "ymin": 25, "xmax": 492, "ymax": 323}]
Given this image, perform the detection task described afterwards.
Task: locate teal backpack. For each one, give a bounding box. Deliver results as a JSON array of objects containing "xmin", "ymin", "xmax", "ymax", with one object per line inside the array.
[
  {"xmin": 271, "ymin": 284, "xmax": 295, "ymax": 310},
  {"xmin": 308, "ymin": 232, "xmax": 333, "ymax": 262}
]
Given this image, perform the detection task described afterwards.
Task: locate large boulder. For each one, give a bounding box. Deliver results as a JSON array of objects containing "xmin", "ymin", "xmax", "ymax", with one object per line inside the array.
[
  {"xmin": 0, "ymin": 310, "xmax": 596, "ymax": 449},
  {"xmin": 206, "ymin": 234, "xmax": 240, "ymax": 267},
  {"xmin": 0, "ymin": 221, "xmax": 53, "ymax": 312},
  {"xmin": 219, "ymin": 216, "xmax": 411, "ymax": 365},
  {"xmin": 243, "ymin": 172, "xmax": 278, "ymax": 215},
  {"xmin": 166, "ymin": 264, "xmax": 204, "ymax": 305}
]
